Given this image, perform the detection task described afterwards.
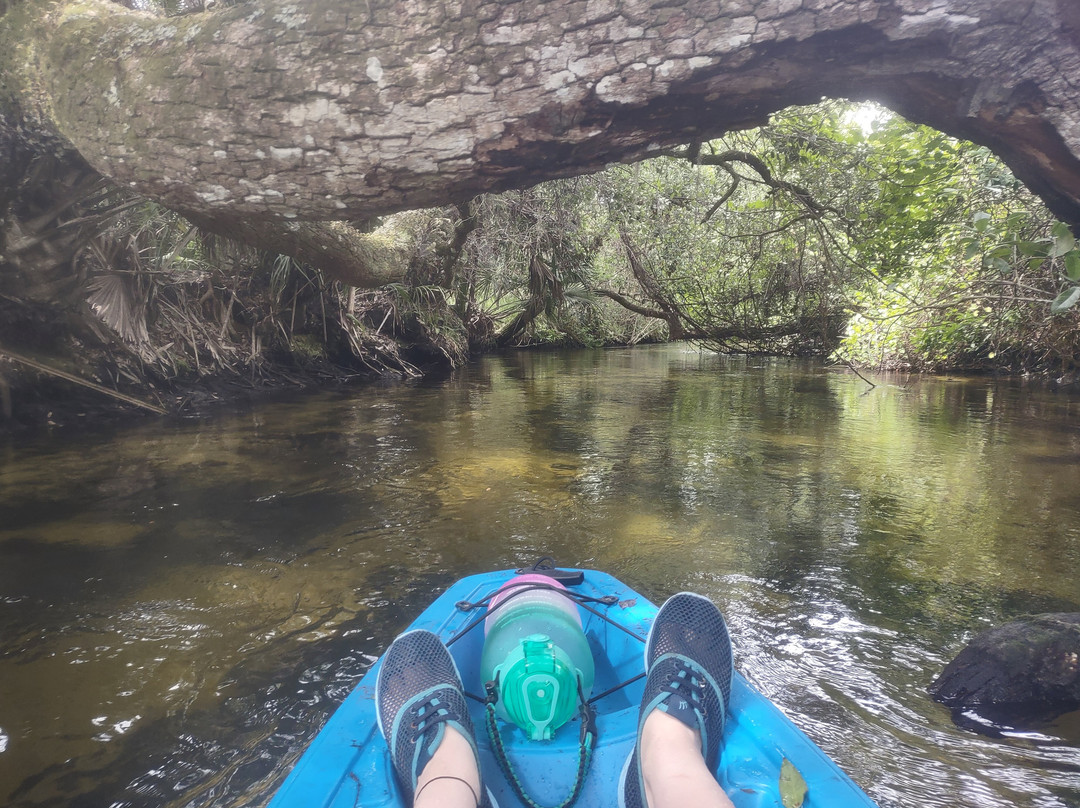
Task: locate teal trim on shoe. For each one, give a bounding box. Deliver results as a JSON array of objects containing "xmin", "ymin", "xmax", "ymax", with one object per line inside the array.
[
  {"xmin": 619, "ymin": 593, "xmax": 734, "ymax": 808},
  {"xmin": 375, "ymin": 629, "xmax": 499, "ymax": 807}
]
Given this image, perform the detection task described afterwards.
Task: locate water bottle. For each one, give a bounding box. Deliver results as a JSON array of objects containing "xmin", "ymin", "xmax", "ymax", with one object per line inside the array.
[{"xmin": 480, "ymin": 573, "xmax": 595, "ymax": 741}]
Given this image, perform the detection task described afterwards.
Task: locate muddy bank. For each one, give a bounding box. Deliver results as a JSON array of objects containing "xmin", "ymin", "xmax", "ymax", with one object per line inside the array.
[
  {"xmin": 0, "ymin": 353, "xmax": 384, "ymax": 434},
  {"xmin": 0, "ymin": 253, "xmax": 461, "ymax": 435},
  {"xmin": 0, "ymin": 312, "xmax": 461, "ymax": 432}
]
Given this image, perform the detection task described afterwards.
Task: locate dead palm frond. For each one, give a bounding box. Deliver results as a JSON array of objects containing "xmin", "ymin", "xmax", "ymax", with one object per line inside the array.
[{"xmin": 86, "ymin": 272, "xmax": 149, "ymax": 345}]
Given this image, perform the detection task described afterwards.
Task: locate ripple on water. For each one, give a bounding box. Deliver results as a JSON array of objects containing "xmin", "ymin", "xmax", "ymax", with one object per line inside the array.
[{"xmin": 2, "ymin": 348, "xmax": 1079, "ymax": 808}]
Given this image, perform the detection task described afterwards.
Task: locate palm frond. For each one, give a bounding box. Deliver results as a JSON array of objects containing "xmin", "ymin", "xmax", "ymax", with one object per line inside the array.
[
  {"xmin": 563, "ymin": 284, "xmax": 597, "ymax": 304},
  {"xmin": 87, "ymin": 272, "xmax": 149, "ymax": 345}
]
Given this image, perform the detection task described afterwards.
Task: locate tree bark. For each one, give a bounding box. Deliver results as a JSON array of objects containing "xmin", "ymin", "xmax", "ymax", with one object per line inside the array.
[
  {"xmin": 4, "ymin": 0, "xmax": 1080, "ymax": 247},
  {"xmin": 185, "ymin": 215, "xmax": 412, "ymax": 288}
]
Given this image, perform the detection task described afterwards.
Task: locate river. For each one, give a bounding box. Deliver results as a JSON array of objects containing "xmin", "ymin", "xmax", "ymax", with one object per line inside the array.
[{"xmin": 1, "ymin": 345, "xmax": 1078, "ymax": 808}]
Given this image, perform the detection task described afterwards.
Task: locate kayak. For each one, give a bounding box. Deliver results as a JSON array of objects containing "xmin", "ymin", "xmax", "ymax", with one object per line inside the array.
[{"xmin": 268, "ymin": 567, "xmax": 879, "ymax": 808}]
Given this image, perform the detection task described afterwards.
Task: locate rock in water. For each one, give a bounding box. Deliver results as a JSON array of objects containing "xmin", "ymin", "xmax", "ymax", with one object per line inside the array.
[{"xmin": 930, "ymin": 613, "xmax": 1080, "ymax": 725}]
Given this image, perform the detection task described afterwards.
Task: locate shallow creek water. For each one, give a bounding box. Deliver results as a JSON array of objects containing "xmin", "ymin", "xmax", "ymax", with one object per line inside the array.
[{"xmin": 1, "ymin": 345, "xmax": 1079, "ymax": 808}]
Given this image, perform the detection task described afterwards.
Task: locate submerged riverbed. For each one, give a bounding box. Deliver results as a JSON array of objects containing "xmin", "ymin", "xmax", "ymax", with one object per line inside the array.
[{"xmin": 1, "ymin": 345, "xmax": 1078, "ymax": 808}]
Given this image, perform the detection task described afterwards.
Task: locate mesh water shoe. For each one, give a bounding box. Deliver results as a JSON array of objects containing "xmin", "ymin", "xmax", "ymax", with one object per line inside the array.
[
  {"xmin": 375, "ymin": 628, "xmax": 497, "ymax": 807},
  {"xmin": 620, "ymin": 592, "xmax": 734, "ymax": 808}
]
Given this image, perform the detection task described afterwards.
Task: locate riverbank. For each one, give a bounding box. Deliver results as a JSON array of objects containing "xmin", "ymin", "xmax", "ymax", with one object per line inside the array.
[
  {"xmin": 0, "ymin": 270, "xmax": 449, "ymax": 435},
  {"xmin": 5, "ymin": 336, "xmax": 1080, "ymax": 437},
  {"xmin": 0, "ymin": 358, "xmax": 360, "ymax": 434}
]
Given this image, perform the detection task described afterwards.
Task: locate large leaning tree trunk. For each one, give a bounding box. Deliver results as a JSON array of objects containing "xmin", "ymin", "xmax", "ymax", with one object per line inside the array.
[{"xmin": 3, "ymin": 0, "xmax": 1080, "ymax": 292}]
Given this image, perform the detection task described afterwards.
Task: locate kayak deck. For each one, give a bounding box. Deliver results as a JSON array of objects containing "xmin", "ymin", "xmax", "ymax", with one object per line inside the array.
[{"xmin": 269, "ymin": 569, "xmax": 878, "ymax": 808}]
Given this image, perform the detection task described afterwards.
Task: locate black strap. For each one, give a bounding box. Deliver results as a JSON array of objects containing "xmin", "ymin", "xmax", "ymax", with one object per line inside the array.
[
  {"xmin": 450, "ymin": 581, "xmax": 619, "ymax": 645},
  {"xmin": 515, "ymin": 557, "xmax": 586, "ymax": 586}
]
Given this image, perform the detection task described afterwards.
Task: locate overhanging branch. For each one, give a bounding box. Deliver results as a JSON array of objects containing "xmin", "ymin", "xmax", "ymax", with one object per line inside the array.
[{"xmin": 3, "ymin": 0, "xmax": 1080, "ymax": 228}]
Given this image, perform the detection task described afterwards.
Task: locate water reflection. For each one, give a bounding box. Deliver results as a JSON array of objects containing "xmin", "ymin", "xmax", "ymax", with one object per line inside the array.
[{"xmin": 1, "ymin": 346, "xmax": 1078, "ymax": 807}]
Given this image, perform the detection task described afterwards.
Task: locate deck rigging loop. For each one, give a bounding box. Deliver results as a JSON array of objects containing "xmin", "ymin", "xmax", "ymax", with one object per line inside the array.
[
  {"xmin": 484, "ymin": 671, "xmax": 596, "ymax": 808},
  {"xmin": 452, "ymin": 576, "xmax": 648, "ymax": 706}
]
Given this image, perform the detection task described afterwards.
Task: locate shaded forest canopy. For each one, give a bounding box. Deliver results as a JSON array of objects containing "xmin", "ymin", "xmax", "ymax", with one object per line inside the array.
[{"xmin": 4, "ymin": 0, "xmax": 1080, "ymax": 427}]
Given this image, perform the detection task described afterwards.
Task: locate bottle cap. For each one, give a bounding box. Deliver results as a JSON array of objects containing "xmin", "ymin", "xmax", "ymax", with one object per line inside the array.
[{"xmin": 494, "ymin": 633, "xmax": 580, "ymax": 741}]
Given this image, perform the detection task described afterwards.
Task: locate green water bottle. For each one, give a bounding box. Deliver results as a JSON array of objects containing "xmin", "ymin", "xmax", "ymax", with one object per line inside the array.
[{"xmin": 480, "ymin": 574, "xmax": 595, "ymax": 741}]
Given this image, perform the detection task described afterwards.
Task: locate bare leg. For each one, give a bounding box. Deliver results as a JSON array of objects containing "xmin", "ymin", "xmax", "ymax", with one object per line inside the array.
[
  {"xmin": 639, "ymin": 710, "xmax": 735, "ymax": 808},
  {"xmin": 413, "ymin": 725, "xmax": 482, "ymax": 808}
]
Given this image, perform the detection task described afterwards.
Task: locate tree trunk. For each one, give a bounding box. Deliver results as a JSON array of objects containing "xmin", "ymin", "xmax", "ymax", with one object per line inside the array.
[
  {"xmin": 0, "ymin": 134, "xmax": 408, "ymax": 296},
  {"xmin": 495, "ymin": 253, "xmax": 559, "ymax": 347},
  {"xmin": 4, "ymin": 0, "xmax": 1080, "ymax": 244},
  {"xmin": 619, "ymin": 231, "xmax": 691, "ymax": 340},
  {"xmin": 185, "ymin": 214, "xmax": 411, "ymax": 288}
]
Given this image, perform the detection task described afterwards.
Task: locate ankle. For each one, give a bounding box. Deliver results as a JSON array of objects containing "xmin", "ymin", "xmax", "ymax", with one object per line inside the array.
[
  {"xmin": 414, "ymin": 726, "xmax": 481, "ymax": 808},
  {"xmin": 641, "ymin": 709, "xmax": 703, "ymax": 768},
  {"xmin": 415, "ymin": 775, "xmax": 478, "ymax": 808},
  {"xmin": 640, "ymin": 710, "xmax": 731, "ymax": 808}
]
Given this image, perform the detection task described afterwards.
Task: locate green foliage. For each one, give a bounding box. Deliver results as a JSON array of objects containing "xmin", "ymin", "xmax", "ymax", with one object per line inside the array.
[
  {"xmin": 382, "ymin": 283, "xmax": 467, "ymax": 364},
  {"xmin": 1050, "ymin": 286, "xmax": 1080, "ymax": 314},
  {"xmin": 606, "ymin": 110, "xmax": 859, "ymax": 353},
  {"xmin": 453, "ymin": 103, "xmax": 869, "ymax": 354},
  {"xmin": 439, "ymin": 100, "xmax": 1080, "ymax": 370},
  {"xmin": 457, "ymin": 180, "xmax": 627, "ymax": 348},
  {"xmin": 289, "ymin": 334, "xmax": 326, "ymax": 361},
  {"xmin": 828, "ymin": 106, "xmax": 1080, "ymax": 371}
]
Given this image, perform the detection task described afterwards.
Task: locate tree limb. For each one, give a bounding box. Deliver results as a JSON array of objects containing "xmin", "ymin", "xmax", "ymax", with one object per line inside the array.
[
  {"xmin": 5, "ymin": 0, "xmax": 1080, "ymax": 229},
  {"xmin": 594, "ymin": 288, "xmax": 669, "ymax": 321},
  {"xmin": 660, "ymin": 146, "xmax": 841, "ymax": 219},
  {"xmin": 185, "ymin": 214, "xmax": 409, "ymax": 288},
  {"xmin": 0, "ymin": 344, "xmax": 167, "ymax": 414}
]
